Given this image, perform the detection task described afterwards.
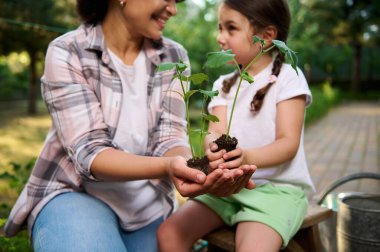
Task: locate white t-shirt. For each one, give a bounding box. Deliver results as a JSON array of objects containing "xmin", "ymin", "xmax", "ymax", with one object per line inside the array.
[
  {"xmin": 83, "ymin": 49, "xmax": 163, "ymax": 231},
  {"xmin": 208, "ymin": 62, "xmax": 315, "ymax": 192}
]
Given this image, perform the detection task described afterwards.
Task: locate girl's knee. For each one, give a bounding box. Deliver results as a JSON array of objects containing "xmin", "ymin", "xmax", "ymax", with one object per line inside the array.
[{"xmin": 157, "ymin": 220, "xmax": 189, "ymax": 252}]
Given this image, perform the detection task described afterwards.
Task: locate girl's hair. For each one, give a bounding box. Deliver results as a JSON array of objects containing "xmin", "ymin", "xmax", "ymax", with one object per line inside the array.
[
  {"xmin": 221, "ymin": 0, "xmax": 291, "ymax": 113},
  {"xmin": 76, "ymin": 0, "xmax": 108, "ymax": 25}
]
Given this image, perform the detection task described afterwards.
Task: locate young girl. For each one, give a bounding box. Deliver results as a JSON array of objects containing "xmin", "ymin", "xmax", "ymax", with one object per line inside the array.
[{"xmin": 157, "ymin": 0, "xmax": 315, "ymax": 251}]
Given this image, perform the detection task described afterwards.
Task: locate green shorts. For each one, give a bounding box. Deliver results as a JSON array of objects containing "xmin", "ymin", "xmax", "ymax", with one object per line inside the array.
[{"xmin": 194, "ymin": 183, "xmax": 308, "ymax": 247}]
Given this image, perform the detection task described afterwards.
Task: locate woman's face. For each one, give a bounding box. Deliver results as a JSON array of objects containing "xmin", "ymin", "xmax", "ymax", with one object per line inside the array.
[
  {"xmin": 217, "ymin": 3, "xmax": 261, "ymax": 68},
  {"xmin": 121, "ymin": 0, "xmax": 178, "ymax": 40}
]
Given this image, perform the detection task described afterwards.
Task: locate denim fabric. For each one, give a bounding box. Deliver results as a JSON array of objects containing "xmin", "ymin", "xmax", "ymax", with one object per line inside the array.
[{"xmin": 32, "ymin": 192, "xmax": 163, "ymax": 252}]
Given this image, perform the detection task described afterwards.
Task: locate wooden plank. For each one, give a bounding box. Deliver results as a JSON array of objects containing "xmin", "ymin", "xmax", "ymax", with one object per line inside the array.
[{"xmin": 204, "ymin": 204, "xmax": 333, "ymax": 252}]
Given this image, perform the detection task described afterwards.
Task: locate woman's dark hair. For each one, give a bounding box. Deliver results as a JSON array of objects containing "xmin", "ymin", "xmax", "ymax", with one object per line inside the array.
[
  {"xmin": 76, "ymin": 0, "xmax": 108, "ymax": 25},
  {"xmin": 221, "ymin": 0, "xmax": 291, "ymax": 113}
]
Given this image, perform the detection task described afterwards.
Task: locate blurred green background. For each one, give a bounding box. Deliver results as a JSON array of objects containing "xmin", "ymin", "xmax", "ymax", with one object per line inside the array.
[{"xmin": 0, "ymin": 0, "xmax": 379, "ymax": 250}]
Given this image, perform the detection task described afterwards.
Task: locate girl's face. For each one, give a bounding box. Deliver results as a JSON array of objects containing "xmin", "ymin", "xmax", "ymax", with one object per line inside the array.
[
  {"xmin": 217, "ymin": 3, "xmax": 261, "ymax": 68},
  {"xmin": 121, "ymin": 0, "xmax": 177, "ymax": 40}
]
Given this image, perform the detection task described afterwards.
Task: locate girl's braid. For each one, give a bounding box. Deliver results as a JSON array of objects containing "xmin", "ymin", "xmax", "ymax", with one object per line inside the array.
[
  {"xmin": 222, "ymin": 71, "xmax": 239, "ymax": 94},
  {"xmin": 250, "ymin": 51, "xmax": 285, "ymax": 112}
]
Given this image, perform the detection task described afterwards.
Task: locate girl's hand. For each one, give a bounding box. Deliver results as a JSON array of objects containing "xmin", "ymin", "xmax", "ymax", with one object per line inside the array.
[
  {"xmin": 218, "ymin": 147, "xmax": 245, "ymax": 169},
  {"xmin": 205, "ymin": 143, "xmax": 227, "ymax": 171}
]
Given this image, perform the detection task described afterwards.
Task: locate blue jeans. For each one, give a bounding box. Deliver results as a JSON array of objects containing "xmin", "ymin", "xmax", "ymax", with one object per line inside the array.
[{"xmin": 32, "ymin": 192, "xmax": 163, "ymax": 252}]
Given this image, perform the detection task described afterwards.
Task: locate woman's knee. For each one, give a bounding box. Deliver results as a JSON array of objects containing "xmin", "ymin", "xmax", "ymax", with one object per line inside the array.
[{"xmin": 32, "ymin": 192, "xmax": 126, "ymax": 252}]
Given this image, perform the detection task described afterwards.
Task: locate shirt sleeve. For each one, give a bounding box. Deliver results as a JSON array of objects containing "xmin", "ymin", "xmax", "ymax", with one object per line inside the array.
[
  {"xmin": 41, "ymin": 41, "xmax": 113, "ymax": 181},
  {"xmin": 276, "ymin": 65, "xmax": 312, "ymax": 107}
]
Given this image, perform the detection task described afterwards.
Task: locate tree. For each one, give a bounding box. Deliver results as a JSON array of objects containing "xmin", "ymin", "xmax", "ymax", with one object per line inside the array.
[
  {"xmin": 292, "ymin": 0, "xmax": 380, "ymax": 91},
  {"xmin": 0, "ymin": 0, "xmax": 77, "ymax": 114}
]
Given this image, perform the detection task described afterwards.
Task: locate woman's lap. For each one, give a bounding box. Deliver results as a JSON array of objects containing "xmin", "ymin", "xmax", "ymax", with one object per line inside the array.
[{"xmin": 32, "ymin": 192, "xmax": 162, "ymax": 252}]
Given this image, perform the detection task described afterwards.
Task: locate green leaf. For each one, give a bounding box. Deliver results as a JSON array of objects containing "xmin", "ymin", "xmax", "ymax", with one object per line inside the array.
[
  {"xmin": 157, "ymin": 62, "xmax": 177, "ymax": 72},
  {"xmin": 183, "ymin": 89, "xmax": 199, "ymax": 102},
  {"xmin": 199, "ymin": 89, "xmax": 218, "ymax": 98},
  {"xmin": 253, "ymin": 36, "xmax": 265, "ymax": 47},
  {"xmin": 202, "ymin": 113, "xmax": 220, "ymax": 122},
  {"xmin": 0, "ymin": 171, "xmax": 17, "ymax": 180},
  {"xmin": 157, "ymin": 62, "xmax": 189, "ymax": 74},
  {"xmin": 189, "ymin": 73, "xmax": 209, "ymax": 85},
  {"xmin": 176, "ymin": 62, "xmax": 188, "ymax": 73},
  {"xmin": 204, "ymin": 49, "xmax": 235, "ymax": 69},
  {"xmin": 272, "ymin": 40, "xmax": 299, "ymax": 74},
  {"xmin": 241, "ymin": 71, "xmax": 254, "ymax": 84}
]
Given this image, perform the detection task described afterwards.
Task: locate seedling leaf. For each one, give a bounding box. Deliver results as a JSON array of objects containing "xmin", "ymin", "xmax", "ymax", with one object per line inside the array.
[
  {"xmin": 157, "ymin": 62, "xmax": 176, "ymax": 72},
  {"xmin": 241, "ymin": 71, "xmax": 254, "ymax": 84},
  {"xmin": 202, "ymin": 113, "xmax": 219, "ymax": 123},
  {"xmin": 184, "ymin": 89, "xmax": 199, "ymax": 102},
  {"xmin": 272, "ymin": 40, "xmax": 298, "ymax": 74},
  {"xmin": 205, "ymin": 49, "xmax": 235, "ymax": 69},
  {"xmin": 189, "ymin": 73, "xmax": 209, "ymax": 85},
  {"xmin": 253, "ymin": 36, "xmax": 265, "ymax": 47},
  {"xmin": 199, "ymin": 89, "xmax": 218, "ymax": 98}
]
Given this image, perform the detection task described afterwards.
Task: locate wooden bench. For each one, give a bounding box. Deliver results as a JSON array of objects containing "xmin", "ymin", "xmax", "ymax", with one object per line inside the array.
[{"xmin": 203, "ymin": 203, "xmax": 333, "ymax": 252}]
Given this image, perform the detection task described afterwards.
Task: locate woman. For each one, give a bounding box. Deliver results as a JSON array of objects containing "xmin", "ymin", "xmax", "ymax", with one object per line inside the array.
[{"xmin": 4, "ymin": 0, "xmax": 253, "ymax": 251}]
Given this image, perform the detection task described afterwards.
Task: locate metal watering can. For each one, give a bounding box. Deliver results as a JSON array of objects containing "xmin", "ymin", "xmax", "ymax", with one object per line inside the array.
[{"xmin": 317, "ymin": 172, "xmax": 380, "ymax": 252}]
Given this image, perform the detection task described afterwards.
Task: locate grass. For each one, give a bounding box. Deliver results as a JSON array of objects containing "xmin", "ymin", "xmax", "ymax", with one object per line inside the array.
[
  {"xmin": 0, "ymin": 101, "xmax": 50, "ymax": 211},
  {"xmin": 0, "ymin": 101, "xmax": 47, "ymax": 252}
]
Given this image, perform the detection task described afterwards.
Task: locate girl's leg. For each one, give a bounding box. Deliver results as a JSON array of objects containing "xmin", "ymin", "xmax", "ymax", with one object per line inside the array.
[
  {"xmin": 235, "ymin": 221, "xmax": 282, "ymax": 252},
  {"xmin": 120, "ymin": 216, "xmax": 163, "ymax": 252},
  {"xmin": 157, "ymin": 200, "xmax": 225, "ymax": 252},
  {"xmin": 32, "ymin": 192, "xmax": 127, "ymax": 252}
]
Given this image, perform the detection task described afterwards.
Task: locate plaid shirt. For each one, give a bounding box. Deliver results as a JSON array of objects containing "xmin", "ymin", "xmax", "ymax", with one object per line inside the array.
[{"xmin": 5, "ymin": 24, "xmax": 189, "ymax": 236}]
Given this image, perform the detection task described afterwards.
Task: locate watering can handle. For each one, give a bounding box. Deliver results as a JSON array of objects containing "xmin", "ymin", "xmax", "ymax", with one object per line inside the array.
[{"xmin": 317, "ymin": 172, "xmax": 380, "ymax": 205}]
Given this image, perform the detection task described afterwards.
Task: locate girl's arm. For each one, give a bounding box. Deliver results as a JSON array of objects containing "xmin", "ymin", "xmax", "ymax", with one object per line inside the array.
[{"xmin": 236, "ymin": 95, "xmax": 307, "ymax": 167}]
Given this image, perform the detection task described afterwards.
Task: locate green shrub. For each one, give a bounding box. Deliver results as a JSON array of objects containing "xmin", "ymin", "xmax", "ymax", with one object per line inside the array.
[
  {"xmin": 0, "ymin": 63, "xmax": 28, "ymax": 101},
  {"xmin": 0, "ymin": 219, "xmax": 33, "ymax": 252},
  {"xmin": 306, "ymin": 81, "xmax": 341, "ymax": 126}
]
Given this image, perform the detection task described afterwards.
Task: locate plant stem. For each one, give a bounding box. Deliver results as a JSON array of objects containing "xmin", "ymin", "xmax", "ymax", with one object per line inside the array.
[
  {"xmin": 185, "ymin": 99, "xmax": 195, "ymax": 158},
  {"xmin": 225, "ymin": 45, "xmax": 275, "ymax": 137},
  {"xmin": 178, "ymin": 72, "xmax": 195, "ymax": 158},
  {"xmin": 199, "ymin": 96, "xmax": 207, "ymax": 157},
  {"xmin": 225, "ymin": 75, "xmax": 243, "ymax": 138}
]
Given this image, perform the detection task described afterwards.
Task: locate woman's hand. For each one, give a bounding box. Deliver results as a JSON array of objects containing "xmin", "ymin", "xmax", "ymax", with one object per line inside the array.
[
  {"xmin": 205, "ymin": 142, "xmax": 256, "ymax": 196},
  {"xmin": 167, "ymin": 156, "xmax": 252, "ymax": 198}
]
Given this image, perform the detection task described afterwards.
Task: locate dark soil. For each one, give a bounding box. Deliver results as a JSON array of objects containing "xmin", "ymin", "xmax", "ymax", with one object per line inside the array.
[
  {"xmin": 214, "ymin": 134, "xmax": 238, "ymax": 152},
  {"xmin": 187, "ymin": 156, "xmax": 210, "ymax": 175}
]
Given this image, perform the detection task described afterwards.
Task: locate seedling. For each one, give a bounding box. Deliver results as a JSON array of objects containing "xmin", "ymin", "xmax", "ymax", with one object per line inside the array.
[{"xmin": 157, "ymin": 61, "xmax": 219, "ymax": 174}]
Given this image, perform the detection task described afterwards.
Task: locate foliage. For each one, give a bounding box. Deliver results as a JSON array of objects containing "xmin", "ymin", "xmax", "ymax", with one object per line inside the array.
[
  {"xmin": 0, "ymin": 61, "xmax": 28, "ymax": 101},
  {"xmin": 0, "ymin": 0, "xmax": 78, "ymax": 114},
  {"xmin": 0, "ymin": 159, "xmax": 35, "ymax": 195},
  {"xmin": 288, "ymin": 0, "xmax": 380, "ymax": 91},
  {"xmin": 0, "ymin": 160, "xmax": 35, "ymax": 252},
  {"xmin": 305, "ymin": 81, "xmax": 341, "ymax": 126},
  {"xmin": 0, "ymin": 228, "xmax": 33, "ymax": 252}
]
